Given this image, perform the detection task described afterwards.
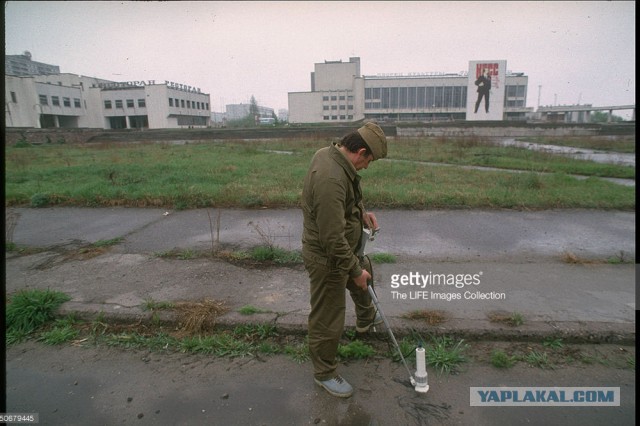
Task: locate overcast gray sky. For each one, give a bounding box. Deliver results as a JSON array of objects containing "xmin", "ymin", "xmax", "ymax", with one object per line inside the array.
[{"xmin": 5, "ymin": 1, "xmax": 635, "ymax": 116}]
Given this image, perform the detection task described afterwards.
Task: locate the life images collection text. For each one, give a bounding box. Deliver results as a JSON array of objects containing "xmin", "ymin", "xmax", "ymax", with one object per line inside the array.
[{"xmin": 389, "ymin": 271, "xmax": 506, "ymax": 301}]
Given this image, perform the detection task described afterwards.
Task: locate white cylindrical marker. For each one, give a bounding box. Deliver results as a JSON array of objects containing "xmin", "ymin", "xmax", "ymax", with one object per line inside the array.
[{"xmin": 414, "ymin": 346, "xmax": 429, "ymax": 393}]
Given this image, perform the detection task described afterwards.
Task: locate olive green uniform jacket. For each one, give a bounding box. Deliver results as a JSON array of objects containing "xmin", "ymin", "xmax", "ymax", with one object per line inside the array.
[{"xmin": 301, "ymin": 143, "xmax": 364, "ymax": 277}]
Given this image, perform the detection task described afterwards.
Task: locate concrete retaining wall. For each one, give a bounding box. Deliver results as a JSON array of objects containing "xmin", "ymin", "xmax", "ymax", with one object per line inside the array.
[
  {"xmin": 5, "ymin": 128, "xmax": 105, "ymax": 145},
  {"xmin": 5, "ymin": 123, "xmax": 634, "ymax": 146},
  {"xmin": 397, "ymin": 126, "xmax": 601, "ymax": 137}
]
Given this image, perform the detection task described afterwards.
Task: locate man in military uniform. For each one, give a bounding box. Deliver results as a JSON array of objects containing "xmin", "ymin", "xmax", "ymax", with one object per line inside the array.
[
  {"xmin": 301, "ymin": 122, "xmax": 388, "ymax": 398},
  {"xmin": 474, "ymin": 67, "xmax": 492, "ymax": 114}
]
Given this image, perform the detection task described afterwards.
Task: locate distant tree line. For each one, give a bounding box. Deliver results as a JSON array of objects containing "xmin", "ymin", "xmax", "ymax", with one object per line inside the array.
[{"xmin": 590, "ymin": 111, "xmax": 626, "ymax": 123}]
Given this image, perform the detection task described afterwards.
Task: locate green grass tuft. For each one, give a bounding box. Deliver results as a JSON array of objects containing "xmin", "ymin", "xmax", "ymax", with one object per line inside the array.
[
  {"xmin": 425, "ymin": 336, "xmax": 468, "ymax": 375},
  {"xmin": 232, "ymin": 324, "xmax": 278, "ymax": 340},
  {"xmin": 284, "ymin": 340, "xmax": 310, "ymax": 363},
  {"xmin": 238, "ymin": 305, "xmax": 270, "ymax": 315},
  {"xmin": 6, "ymin": 289, "xmax": 71, "ymax": 344},
  {"xmin": 490, "ymin": 350, "xmax": 517, "ymax": 369},
  {"xmin": 522, "ymin": 350, "xmax": 552, "ymax": 369},
  {"xmin": 337, "ymin": 340, "xmax": 376, "ymax": 359},
  {"xmin": 39, "ymin": 322, "xmax": 79, "ymax": 345},
  {"xmin": 92, "ymin": 237, "xmax": 124, "ymax": 247},
  {"xmin": 543, "ymin": 338, "xmax": 564, "ymax": 350},
  {"xmin": 142, "ymin": 299, "xmax": 175, "ymax": 311},
  {"xmin": 369, "ymin": 253, "xmax": 397, "ymax": 264},
  {"xmin": 249, "ymin": 246, "xmax": 302, "ymax": 264}
]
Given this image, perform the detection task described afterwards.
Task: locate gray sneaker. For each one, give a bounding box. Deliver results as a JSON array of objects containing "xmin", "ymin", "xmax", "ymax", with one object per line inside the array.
[
  {"xmin": 314, "ymin": 375, "xmax": 354, "ymax": 398},
  {"xmin": 355, "ymin": 311, "xmax": 383, "ymax": 333}
]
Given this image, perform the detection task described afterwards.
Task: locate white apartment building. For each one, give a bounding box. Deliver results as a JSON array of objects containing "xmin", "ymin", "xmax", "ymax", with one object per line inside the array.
[
  {"xmin": 5, "ymin": 51, "xmax": 60, "ymax": 76},
  {"xmin": 288, "ymin": 57, "xmax": 531, "ymax": 123},
  {"xmin": 225, "ymin": 103, "xmax": 275, "ymax": 121}
]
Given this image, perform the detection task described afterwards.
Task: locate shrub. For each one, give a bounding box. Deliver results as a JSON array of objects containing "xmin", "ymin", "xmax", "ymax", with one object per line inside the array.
[{"xmin": 30, "ymin": 193, "xmax": 50, "ymax": 208}]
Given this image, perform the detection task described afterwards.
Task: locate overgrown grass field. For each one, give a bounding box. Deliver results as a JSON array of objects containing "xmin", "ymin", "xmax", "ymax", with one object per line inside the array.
[{"xmin": 5, "ymin": 136, "xmax": 635, "ymax": 210}]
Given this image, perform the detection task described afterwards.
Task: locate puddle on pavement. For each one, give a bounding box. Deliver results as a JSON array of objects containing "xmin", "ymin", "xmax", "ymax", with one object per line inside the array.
[{"xmin": 496, "ymin": 139, "xmax": 635, "ymax": 167}]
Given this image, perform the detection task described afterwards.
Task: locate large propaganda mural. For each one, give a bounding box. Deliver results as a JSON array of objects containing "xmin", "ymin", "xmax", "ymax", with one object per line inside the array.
[{"xmin": 466, "ymin": 60, "xmax": 506, "ymax": 121}]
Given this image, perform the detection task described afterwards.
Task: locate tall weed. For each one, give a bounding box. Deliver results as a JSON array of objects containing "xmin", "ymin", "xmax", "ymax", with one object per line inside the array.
[{"xmin": 6, "ymin": 289, "xmax": 71, "ymax": 344}]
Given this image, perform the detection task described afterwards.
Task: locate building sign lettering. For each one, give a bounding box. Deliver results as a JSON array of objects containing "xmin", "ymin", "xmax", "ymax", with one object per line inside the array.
[
  {"xmin": 165, "ymin": 81, "xmax": 202, "ymax": 93},
  {"xmin": 95, "ymin": 80, "xmax": 202, "ymax": 93},
  {"xmin": 96, "ymin": 80, "xmax": 156, "ymax": 89},
  {"xmin": 373, "ymin": 71, "xmax": 468, "ymax": 78}
]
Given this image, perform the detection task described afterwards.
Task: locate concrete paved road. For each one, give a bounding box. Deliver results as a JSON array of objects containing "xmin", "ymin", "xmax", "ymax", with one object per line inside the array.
[
  {"xmin": 6, "ymin": 341, "xmax": 635, "ymax": 426},
  {"xmin": 8, "ymin": 207, "xmax": 635, "ymax": 261}
]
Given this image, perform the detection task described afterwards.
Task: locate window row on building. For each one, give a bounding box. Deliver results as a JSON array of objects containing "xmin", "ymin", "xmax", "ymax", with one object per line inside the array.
[
  {"xmin": 322, "ymin": 95, "xmax": 355, "ymax": 102},
  {"xmin": 323, "ymin": 115, "xmax": 355, "ymax": 121},
  {"xmin": 104, "ymin": 99, "xmax": 146, "ymax": 109},
  {"xmin": 39, "ymin": 94, "xmax": 83, "ymax": 108},
  {"xmin": 177, "ymin": 115, "xmax": 208, "ymax": 126},
  {"xmin": 168, "ymin": 97, "xmax": 209, "ymax": 110},
  {"xmin": 323, "ymin": 105, "xmax": 355, "ymax": 110},
  {"xmin": 364, "ymin": 85, "xmax": 526, "ymax": 110},
  {"xmin": 365, "ymin": 86, "xmax": 468, "ymax": 109}
]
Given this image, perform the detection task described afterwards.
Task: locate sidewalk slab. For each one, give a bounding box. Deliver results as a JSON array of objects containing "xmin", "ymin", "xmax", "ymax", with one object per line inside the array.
[{"xmin": 5, "ymin": 207, "xmax": 635, "ymax": 343}]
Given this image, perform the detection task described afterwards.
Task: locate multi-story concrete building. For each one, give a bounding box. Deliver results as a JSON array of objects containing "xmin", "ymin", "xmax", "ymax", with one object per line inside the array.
[
  {"xmin": 5, "ymin": 73, "xmax": 211, "ymax": 129},
  {"xmin": 5, "ymin": 51, "xmax": 60, "ymax": 76},
  {"xmin": 288, "ymin": 57, "xmax": 532, "ymax": 123},
  {"xmin": 5, "ymin": 52, "xmax": 211, "ymax": 129},
  {"xmin": 288, "ymin": 57, "xmax": 363, "ymax": 124},
  {"xmin": 225, "ymin": 103, "xmax": 275, "ymax": 122}
]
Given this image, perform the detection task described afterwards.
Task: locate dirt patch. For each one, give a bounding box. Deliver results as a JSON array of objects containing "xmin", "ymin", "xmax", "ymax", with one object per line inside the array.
[
  {"xmin": 561, "ymin": 251, "xmax": 602, "ymax": 264},
  {"xmin": 402, "ymin": 310, "xmax": 448, "ymax": 325}
]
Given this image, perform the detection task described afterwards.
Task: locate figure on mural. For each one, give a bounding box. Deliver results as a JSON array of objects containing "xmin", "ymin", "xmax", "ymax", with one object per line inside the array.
[{"xmin": 474, "ymin": 68, "xmax": 491, "ymax": 113}]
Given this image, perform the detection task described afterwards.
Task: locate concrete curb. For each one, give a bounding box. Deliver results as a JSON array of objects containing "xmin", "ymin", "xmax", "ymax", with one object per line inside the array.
[{"xmin": 57, "ymin": 302, "xmax": 635, "ymax": 345}]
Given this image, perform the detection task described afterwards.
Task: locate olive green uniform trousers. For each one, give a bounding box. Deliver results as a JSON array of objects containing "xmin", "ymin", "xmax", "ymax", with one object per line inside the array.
[{"xmin": 306, "ymin": 256, "xmax": 376, "ymax": 381}]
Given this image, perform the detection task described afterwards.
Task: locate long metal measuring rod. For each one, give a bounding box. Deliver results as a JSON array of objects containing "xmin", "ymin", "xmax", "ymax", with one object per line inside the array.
[
  {"xmin": 367, "ymin": 283, "xmax": 416, "ymax": 386},
  {"xmin": 360, "ymin": 226, "xmax": 416, "ymax": 385}
]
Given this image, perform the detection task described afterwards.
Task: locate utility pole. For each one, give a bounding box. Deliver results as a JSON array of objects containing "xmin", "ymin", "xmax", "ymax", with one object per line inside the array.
[{"xmin": 537, "ymin": 85, "xmax": 541, "ymax": 108}]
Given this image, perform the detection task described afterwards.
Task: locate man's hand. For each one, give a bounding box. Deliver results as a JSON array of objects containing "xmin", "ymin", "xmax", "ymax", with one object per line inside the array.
[
  {"xmin": 354, "ymin": 269, "xmax": 371, "ymax": 291},
  {"xmin": 363, "ymin": 211, "xmax": 379, "ymax": 231}
]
